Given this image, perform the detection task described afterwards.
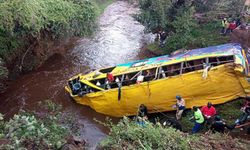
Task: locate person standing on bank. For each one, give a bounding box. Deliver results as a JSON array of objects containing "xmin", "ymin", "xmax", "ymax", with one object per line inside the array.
[
  {"xmin": 201, "ymin": 102, "xmax": 216, "ymax": 125},
  {"xmin": 191, "ymin": 106, "xmax": 204, "ymax": 134},
  {"xmin": 136, "ymin": 104, "xmax": 148, "ymax": 127},
  {"xmin": 138, "ymin": 104, "xmax": 148, "ymax": 120},
  {"xmin": 221, "ymin": 18, "xmax": 229, "ymax": 34},
  {"xmin": 175, "ymin": 95, "xmax": 186, "ymax": 120}
]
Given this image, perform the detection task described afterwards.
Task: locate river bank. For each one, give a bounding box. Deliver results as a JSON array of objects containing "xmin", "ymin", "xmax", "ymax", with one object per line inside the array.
[
  {"xmin": 0, "ymin": 0, "xmax": 114, "ymax": 93},
  {"xmin": 0, "ymin": 1, "xmax": 154, "ymax": 149},
  {"xmin": 1, "ymin": 0, "xmax": 250, "ymax": 149}
]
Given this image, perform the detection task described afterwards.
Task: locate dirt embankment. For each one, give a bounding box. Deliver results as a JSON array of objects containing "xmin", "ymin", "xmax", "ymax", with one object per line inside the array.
[
  {"xmin": 230, "ymin": 27, "xmax": 250, "ymax": 49},
  {"xmin": 0, "ymin": 35, "xmax": 78, "ymax": 93},
  {"xmin": 10, "ymin": 37, "xmax": 78, "ymax": 79}
]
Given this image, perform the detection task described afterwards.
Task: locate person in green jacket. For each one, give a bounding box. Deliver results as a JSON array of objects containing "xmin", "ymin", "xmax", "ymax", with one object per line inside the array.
[
  {"xmin": 190, "ymin": 106, "xmax": 204, "ymax": 134},
  {"xmin": 221, "ymin": 18, "xmax": 228, "ymax": 34}
]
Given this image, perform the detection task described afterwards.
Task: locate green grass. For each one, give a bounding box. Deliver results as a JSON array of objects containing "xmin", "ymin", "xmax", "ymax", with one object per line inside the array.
[
  {"xmin": 188, "ymin": 21, "xmax": 230, "ymax": 48},
  {"xmin": 179, "ymin": 110, "xmax": 194, "ymax": 132},
  {"xmin": 95, "ymin": 0, "xmax": 115, "ymax": 16},
  {"xmin": 146, "ymin": 42, "xmax": 166, "ymax": 55},
  {"xmin": 216, "ymin": 99, "xmax": 243, "ymax": 124},
  {"xmin": 146, "ymin": 21, "xmax": 230, "ymax": 55}
]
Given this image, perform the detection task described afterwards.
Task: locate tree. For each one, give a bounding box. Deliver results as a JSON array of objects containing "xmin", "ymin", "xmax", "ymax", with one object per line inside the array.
[
  {"xmin": 137, "ymin": 0, "xmax": 172, "ymax": 33},
  {"xmin": 0, "ymin": 0, "xmax": 98, "ymax": 59},
  {"xmin": 0, "ymin": 0, "xmax": 99, "ymax": 89},
  {"xmin": 166, "ymin": 6, "xmax": 197, "ymax": 51},
  {"xmin": 193, "ymin": 0, "xmax": 245, "ymax": 14},
  {"xmin": 137, "ymin": 0, "xmax": 197, "ymax": 52}
]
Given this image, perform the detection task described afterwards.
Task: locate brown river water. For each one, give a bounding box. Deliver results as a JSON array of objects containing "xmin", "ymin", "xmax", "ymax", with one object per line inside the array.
[{"xmin": 0, "ymin": 1, "xmax": 154, "ymax": 149}]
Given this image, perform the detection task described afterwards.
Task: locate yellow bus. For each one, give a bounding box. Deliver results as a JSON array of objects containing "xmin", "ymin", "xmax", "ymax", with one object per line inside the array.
[{"xmin": 65, "ymin": 43, "xmax": 250, "ymax": 117}]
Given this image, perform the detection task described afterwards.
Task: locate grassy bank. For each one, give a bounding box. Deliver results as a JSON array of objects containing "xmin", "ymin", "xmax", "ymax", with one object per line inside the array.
[
  {"xmin": 179, "ymin": 99, "xmax": 243, "ymax": 132},
  {"xmin": 0, "ymin": 100, "xmax": 82, "ymax": 149},
  {"xmin": 99, "ymin": 98, "xmax": 249, "ymax": 149},
  {"xmin": 146, "ymin": 21, "xmax": 230, "ymax": 55},
  {"xmin": 95, "ymin": 0, "xmax": 115, "ymax": 16},
  {"xmin": 99, "ymin": 116, "xmax": 250, "ymax": 150},
  {"xmin": 0, "ymin": 0, "xmax": 115, "ymax": 92}
]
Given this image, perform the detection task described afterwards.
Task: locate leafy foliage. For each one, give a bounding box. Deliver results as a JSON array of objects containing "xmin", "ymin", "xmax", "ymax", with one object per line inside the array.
[
  {"xmin": 137, "ymin": 0, "xmax": 244, "ymax": 53},
  {"xmin": 100, "ymin": 117, "xmax": 250, "ymax": 150},
  {"xmin": 193, "ymin": 0, "xmax": 245, "ymax": 15},
  {"xmin": 94, "ymin": 0, "xmax": 114, "ymax": 16},
  {"xmin": 146, "ymin": 20, "xmax": 230, "ymax": 55},
  {"xmin": 0, "ymin": 60, "xmax": 8, "ymax": 80},
  {"xmin": 188, "ymin": 21, "xmax": 229, "ymax": 48},
  {"xmin": 0, "ymin": 100, "xmax": 81, "ymax": 149},
  {"xmin": 0, "ymin": 58, "xmax": 8, "ymax": 92},
  {"xmin": 0, "ymin": 0, "xmax": 99, "ymax": 82},
  {"xmin": 0, "ymin": 114, "xmax": 67, "ymax": 149},
  {"xmin": 137, "ymin": 0, "xmax": 173, "ymax": 32},
  {"xmin": 137, "ymin": 0, "xmax": 197, "ymax": 52},
  {"xmin": 100, "ymin": 117, "xmax": 193, "ymax": 150},
  {"xmin": 165, "ymin": 6, "xmax": 197, "ymax": 50},
  {"xmin": 0, "ymin": 0, "xmax": 97, "ymax": 39},
  {"xmin": 0, "ymin": 0, "xmax": 98, "ymax": 62}
]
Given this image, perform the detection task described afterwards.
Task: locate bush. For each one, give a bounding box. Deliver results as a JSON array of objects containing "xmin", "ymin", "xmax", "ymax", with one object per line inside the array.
[
  {"xmin": 193, "ymin": 0, "xmax": 245, "ymax": 14},
  {"xmin": 100, "ymin": 117, "xmax": 193, "ymax": 150},
  {"xmin": 137, "ymin": 0, "xmax": 198, "ymax": 53},
  {"xmin": 0, "ymin": 100, "xmax": 81, "ymax": 149},
  {"xmin": 165, "ymin": 6, "xmax": 197, "ymax": 51},
  {"xmin": 137, "ymin": 0, "xmax": 172, "ymax": 32},
  {"xmin": 138, "ymin": 0, "xmax": 243, "ymax": 54},
  {"xmin": 0, "ymin": 0, "xmax": 100, "ymax": 85},
  {"xmin": 0, "ymin": 113, "xmax": 67, "ymax": 149},
  {"xmin": 0, "ymin": 0, "xmax": 98, "ymax": 61},
  {"xmin": 0, "ymin": 0, "xmax": 97, "ymax": 39},
  {"xmin": 99, "ymin": 117, "xmax": 250, "ymax": 150}
]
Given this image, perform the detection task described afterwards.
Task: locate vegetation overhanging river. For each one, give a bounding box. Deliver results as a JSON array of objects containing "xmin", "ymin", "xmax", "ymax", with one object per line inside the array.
[{"xmin": 0, "ymin": 1, "xmax": 154, "ymax": 149}]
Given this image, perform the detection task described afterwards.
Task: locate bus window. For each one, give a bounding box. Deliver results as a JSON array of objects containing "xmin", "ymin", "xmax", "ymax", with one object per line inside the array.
[
  {"xmin": 218, "ymin": 56, "xmax": 234, "ymax": 63},
  {"xmin": 193, "ymin": 59, "xmax": 206, "ymax": 70},
  {"xmin": 122, "ymin": 71, "xmax": 140, "ymax": 86},
  {"xmin": 209, "ymin": 57, "xmax": 219, "ymax": 66},
  {"xmin": 166, "ymin": 63, "xmax": 181, "ymax": 76},
  {"xmin": 158, "ymin": 67, "xmax": 167, "ymax": 79},
  {"xmin": 143, "ymin": 68, "xmax": 157, "ymax": 81},
  {"xmin": 99, "ymin": 67, "xmax": 116, "ymax": 73},
  {"xmin": 182, "ymin": 61, "xmax": 195, "ymax": 74}
]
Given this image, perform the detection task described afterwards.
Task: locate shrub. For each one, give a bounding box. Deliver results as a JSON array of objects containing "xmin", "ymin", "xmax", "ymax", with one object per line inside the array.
[
  {"xmin": 165, "ymin": 6, "xmax": 197, "ymax": 51},
  {"xmin": 99, "ymin": 117, "xmax": 250, "ymax": 150},
  {"xmin": 0, "ymin": 0, "xmax": 97, "ymax": 39},
  {"xmin": 0, "ymin": 0, "xmax": 98, "ymax": 61},
  {"xmin": 0, "ymin": 0, "xmax": 99, "ymax": 84},
  {"xmin": 0, "ymin": 113, "xmax": 67, "ymax": 149},
  {"xmin": 0, "ymin": 100, "xmax": 81, "ymax": 149},
  {"xmin": 136, "ymin": 0, "xmax": 198, "ymax": 53},
  {"xmin": 100, "ymin": 117, "xmax": 193, "ymax": 150}
]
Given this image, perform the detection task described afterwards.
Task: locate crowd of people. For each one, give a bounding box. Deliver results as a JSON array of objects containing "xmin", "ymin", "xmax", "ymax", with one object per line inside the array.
[
  {"xmin": 136, "ymin": 96, "xmax": 250, "ymax": 134},
  {"xmin": 220, "ymin": 17, "xmax": 241, "ymax": 35}
]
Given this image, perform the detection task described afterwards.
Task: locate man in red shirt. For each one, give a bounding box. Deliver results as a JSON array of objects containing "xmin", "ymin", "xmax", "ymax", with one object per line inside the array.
[
  {"xmin": 228, "ymin": 21, "xmax": 237, "ymax": 33},
  {"xmin": 201, "ymin": 102, "xmax": 216, "ymax": 125}
]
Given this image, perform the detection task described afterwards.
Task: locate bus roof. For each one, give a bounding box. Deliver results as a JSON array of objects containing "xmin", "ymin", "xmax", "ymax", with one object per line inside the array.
[{"xmin": 111, "ymin": 43, "xmax": 243, "ymax": 73}]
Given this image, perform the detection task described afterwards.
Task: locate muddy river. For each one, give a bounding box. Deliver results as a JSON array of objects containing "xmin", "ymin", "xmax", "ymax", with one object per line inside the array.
[{"xmin": 0, "ymin": 1, "xmax": 154, "ymax": 149}]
